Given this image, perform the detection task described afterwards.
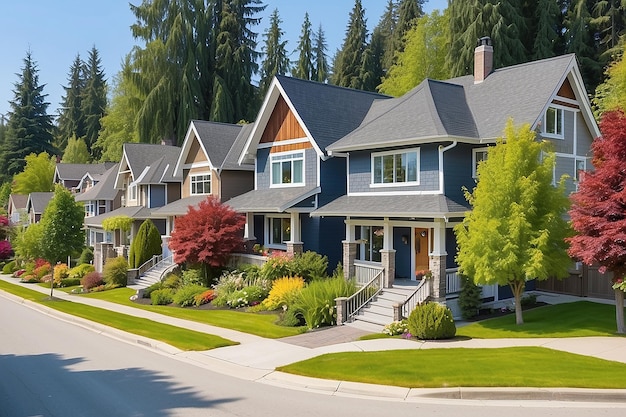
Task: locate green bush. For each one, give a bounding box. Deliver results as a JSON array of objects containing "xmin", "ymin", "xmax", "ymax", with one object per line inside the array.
[
  {"xmin": 292, "ymin": 276, "xmax": 357, "ymax": 329},
  {"xmin": 182, "ymin": 268, "xmax": 204, "ymax": 286},
  {"xmin": 259, "ymin": 252, "xmax": 293, "ymax": 281},
  {"xmin": 162, "ymin": 272, "xmax": 181, "ymax": 289},
  {"xmin": 78, "ymin": 247, "xmax": 94, "ymax": 265},
  {"xmin": 407, "ymin": 302, "xmax": 456, "ymax": 340},
  {"xmin": 143, "ymin": 282, "xmax": 162, "ymax": 299},
  {"xmin": 68, "ymin": 263, "xmax": 95, "ymax": 279},
  {"xmin": 103, "ymin": 256, "xmax": 128, "ymax": 288},
  {"xmin": 129, "ymin": 219, "xmax": 162, "ymax": 269},
  {"xmin": 173, "ymin": 284, "xmax": 208, "ymax": 307},
  {"xmin": 521, "ymin": 293, "xmax": 538, "ymax": 306},
  {"xmin": 60, "ymin": 278, "xmax": 82, "ymax": 287},
  {"xmin": 225, "ymin": 285, "xmax": 267, "ymax": 308},
  {"xmin": 458, "ymin": 276, "xmax": 482, "ymax": 319},
  {"xmin": 150, "ymin": 288, "xmax": 175, "ymax": 305},
  {"xmin": 2, "ymin": 260, "xmax": 16, "ymax": 274},
  {"xmin": 212, "ymin": 269, "xmax": 271, "ymax": 307},
  {"xmin": 289, "ymin": 251, "xmax": 329, "ymax": 281}
]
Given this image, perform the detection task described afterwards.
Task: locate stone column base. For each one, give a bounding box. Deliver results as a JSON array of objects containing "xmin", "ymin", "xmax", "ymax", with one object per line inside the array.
[
  {"xmin": 286, "ymin": 241, "xmax": 304, "ymax": 256},
  {"xmin": 380, "ymin": 249, "xmax": 396, "ymax": 288}
]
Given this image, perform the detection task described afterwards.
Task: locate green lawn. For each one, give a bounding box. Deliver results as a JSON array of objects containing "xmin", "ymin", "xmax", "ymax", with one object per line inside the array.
[
  {"xmin": 457, "ymin": 301, "xmax": 625, "ymax": 338},
  {"xmin": 278, "ymin": 347, "xmax": 626, "ymax": 389},
  {"xmin": 0, "ymin": 280, "xmax": 237, "ymax": 351},
  {"xmin": 81, "ymin": 287, "xmax": 306, "ymax": 339}
]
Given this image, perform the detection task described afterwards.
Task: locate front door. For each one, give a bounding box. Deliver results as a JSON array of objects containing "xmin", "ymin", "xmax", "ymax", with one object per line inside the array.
[{"xmin": 415, "ymin": 228, "xmax": 429, "ymax": 276}]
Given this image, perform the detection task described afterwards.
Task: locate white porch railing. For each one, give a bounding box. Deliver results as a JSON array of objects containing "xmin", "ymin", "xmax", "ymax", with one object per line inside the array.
[
  {"xmin": 336, "ymin": 268, "xmax": 384, "ymax": 324},
  {"xmin": 137, "ymin": 254, "xmax": 164, "ymax": 277},
  {"xmin": 399, "ymin": 278, "xmax": 431, "ymax": 319},
  {"xmin": 354, "ymin": 261, "xmax": 384, "ymax": 286},
  {"xmin": 446, "ymin": 267, "xmax": 462, "ymax": 294}
]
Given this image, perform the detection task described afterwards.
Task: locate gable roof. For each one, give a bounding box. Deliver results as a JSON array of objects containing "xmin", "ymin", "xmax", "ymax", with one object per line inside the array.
[
  {"xmin": 328, "ymin": 53, "xmax": 599, "ymax": 153},
  {"xmin": 239, "ymin": 75, "xmax": 388, "ymax": 164},
  {"xmin": 75, "ymin": 163, "xmax": 121, "ymax": 202},
  {"xmin": 27, "ymin": 192, "xmax": 54, "ymax": 214},
  {"xmin": 116, "ymin": 143, "xmax": 182, "ymax": 188},
  {"xmin": 8, "ymin": 194, "xmax": 28, "ymax": 210},
  {"xmin": 221, "ymin": 123, "xmax": 254, "ymax": 171},
  {"xmin": 55, "ymin": 163, "xmax": 114, "ymax": 182}
]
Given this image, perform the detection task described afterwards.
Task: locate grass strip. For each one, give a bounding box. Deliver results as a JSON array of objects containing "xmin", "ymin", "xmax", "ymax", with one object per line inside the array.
[
  {"xmin": 457, "ymin": 301, "xmax": 625, "ymax": 339},
  {"xmin": 0, "ymin": 280, "xmax": 237, "ymax": 351},
  {"xmin": 82, "ymin": 288, "xmax": 306, "ymax": 339},
  {"xmin": 278, "ymin": 347, "xmax": 626, "ymax": 389}
]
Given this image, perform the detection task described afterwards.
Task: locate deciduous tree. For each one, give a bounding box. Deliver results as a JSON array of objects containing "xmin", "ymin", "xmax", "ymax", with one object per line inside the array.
[
  {"xmin": 568, "ymin": 109, "xmax": 626, "ymax": 334},
  {"xmin": 454, "ymin": 120, "xmax": 571, "ymax": 325},
  {"xmin": 12, "ymin": 152, "xmax": 55, "ymax": 195},
  {"xmin": 169, "ymin": 197, "xmax": 245, "ymax": 269},
  {"xmin": 62, "ymin": 136, "xmax": 91, "ymax": 163},
  {"xmin": 593, "ymin": 53, "xmax": 626, "ymax": 117}
]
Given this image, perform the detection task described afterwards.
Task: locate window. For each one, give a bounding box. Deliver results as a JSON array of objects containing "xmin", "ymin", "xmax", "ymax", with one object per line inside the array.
[
  {"xmin": 355, "ymin": 225, "xmax": 383, "ymax": 262},
  {"xmin": 472, "ymin": 148, "xmax": 489, "ymax": 178},
  {"xmin": 84, "ymin": 201, "xmax": 95, "ymax": 217},
  {"xmin": 98, "ymin": 200, "xmax": 107, "ymax": 215},
  {"xmin": 575, "ymin": 158, "xmax": 586, "ymax": 182},
  {"xmin": 129, "ymin": 183, "xmax": 137, "ymax": 201},
  {"xmin": 269, "ymin": 217, "xmax": 291, "ymax": 245},
  {"xmin": 271, "ymin": 152, "xmax": 304, "ymax": 186},
  {"xmin": 190, "ymin": 173, "xmax": 211, "ymax": 195},
  {"xmin": 544, "ymin": 106, "xmax": 564, "ymax": 138},
  {"xmin": 372, "ymin": 150, "xmax": 418, "ymax": 185}
]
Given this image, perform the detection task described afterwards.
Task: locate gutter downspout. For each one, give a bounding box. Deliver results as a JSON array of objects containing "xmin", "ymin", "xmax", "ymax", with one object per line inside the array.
[{"xmin": 438, "ymin": 141, "xmax": 458, "ymax": 194}]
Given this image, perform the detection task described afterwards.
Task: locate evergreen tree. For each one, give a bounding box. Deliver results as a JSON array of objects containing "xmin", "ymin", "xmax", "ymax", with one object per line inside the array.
[
  {"xmin": 446, "ymin": 0, "xmax": 528, "ymax": 77},
  {"xmin": 0, "ymin": 50, "xmax": 55, "ymax": 181},
  {"xmin": 292, "ymin": 12, "xmax": 314, "ymax": 81},
  {"xmin": 332, "ymin": 0, "xmax": 368, "ymax": 89},
  {"xmin": 565, "ymin": 0, "xmax": 602, "ymax": 92},
  {"xmin": 313, "ymin": 24, "xmax": 330, "ymax": 83},
  {"xmin": 531, "ymin": 0, "xmax": 561, "ymax": 60},
  {"xmin": 81, "ymin": 46, "xmax": 107, "ymax": 158},
  {"xmin": 375, "ymin": 0, "xmax": 398, "ymax": 74},
  {"xmin": 392, "ymin": 0, "xmax": 424, "ymax": 55},
  {"xmin": 360, "ymin": 28, "xmax": 385, "ymax": 91},
  {"xmin": 259, "ymin": 8, "xmax": 290, "ymax": 95},
  {"xmin": 591, "ymin": 0, "xmax": 626, "ymax": 60},
  {"xmin": 128, "ymin": 219, "xmax": 162, "ymax": 269},
  {"xmin": 57, "ymin": 54, "xmax": 86, "ymax": 152}
]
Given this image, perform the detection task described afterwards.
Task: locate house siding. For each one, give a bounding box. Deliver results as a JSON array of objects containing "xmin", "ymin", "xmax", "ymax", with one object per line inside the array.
[
  {"xmin": 443, "ymin": 143, "xmax": 475, "ymax": 205},
  {"xmin": 149, "ymin": 184, "xmax": 166, "ymax": 208},
  {"xmin": 182, "ymin": 167, "xmax": 218, "ymax": 199},
  {"xmin": 220, "ymin": 171, "xmax": 254, "ymax": 202},
  {"xmin": 256, "ymin": 147, "xmax": 318, "ymax": 190},
  {"xmin": 318, "ymin": 156, "xmax": 346, "ymax": 205},
  {"xmin": 301, "ymin": 215, "xmax": 344, "ymax": 272}
]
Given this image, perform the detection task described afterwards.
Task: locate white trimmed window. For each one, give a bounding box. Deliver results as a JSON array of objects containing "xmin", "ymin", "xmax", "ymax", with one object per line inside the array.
[
  {"xmin": 355, "ymin": 225, "xmax": 383, "ymax": 262},
  {"xmin": 84, "ymin": 201, "xmax": 95, "ymax": 217},
  {"xmin": 544, "ymin": 106, "xmax": 564, "ymax": 138},
  {"xmin": 129, "ymin": 183, "xmax": 137, "ymax": 201},
  {"xmin": 372, "ymin": 149, "xmax": 419, "ymax": 185},
  {"xmin": 190, "ymin": 173, "xmax": 211, "ymax": 195},
  {"xmin": 575, "ymin": 158, "xmax": 586, "ymax": 182},
  {"xmin": 271, "ymin": 152, "xmax": 304, "ymax": 186},
  {"xmin": 472, "ymin": 147, "xmax": 489, "ymax": 178},
  {"xmin": 269, "ymin": 217, "xmax": 291, "ymax": 245}
]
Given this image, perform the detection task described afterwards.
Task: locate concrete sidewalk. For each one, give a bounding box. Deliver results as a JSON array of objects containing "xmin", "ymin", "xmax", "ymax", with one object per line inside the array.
[{"xmin": 2, "ymin": 273, "xmax": 626, "ymax": 405}]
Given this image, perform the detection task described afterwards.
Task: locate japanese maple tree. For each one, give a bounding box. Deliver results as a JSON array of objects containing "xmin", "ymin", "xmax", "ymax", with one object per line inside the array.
[
  {"xmin": 169, "ymin": 196, "xmax": 245, "ymax": 270},
  {"xmin": 568, "ymin": 109, "xmax": 626, "ymax": 334}
]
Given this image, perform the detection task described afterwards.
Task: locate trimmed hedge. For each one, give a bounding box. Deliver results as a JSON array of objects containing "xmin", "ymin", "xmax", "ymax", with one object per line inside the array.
[{"xmin": 407, "ymin": 302, "xmax": 456, "ymax": 340}]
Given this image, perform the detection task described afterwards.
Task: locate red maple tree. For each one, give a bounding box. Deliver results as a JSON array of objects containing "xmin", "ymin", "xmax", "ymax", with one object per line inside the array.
[
  {"xmin": 169, "ymin": 196, "xmax": 245, "ymax": 268},
  {"xmin": 568, "ymin": 109, "xmax": 626, "ymax": 333}
]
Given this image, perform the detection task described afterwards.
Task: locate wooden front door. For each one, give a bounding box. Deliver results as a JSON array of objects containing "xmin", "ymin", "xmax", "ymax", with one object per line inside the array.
[{"xmin": 415, "ymin": 228, "xmax": 429, "ymax": 275}]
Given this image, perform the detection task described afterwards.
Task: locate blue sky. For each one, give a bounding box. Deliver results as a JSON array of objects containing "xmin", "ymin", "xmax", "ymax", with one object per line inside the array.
[{"xmin": 0, "ymin": 0, "xmax": 447, "ymax": 120}]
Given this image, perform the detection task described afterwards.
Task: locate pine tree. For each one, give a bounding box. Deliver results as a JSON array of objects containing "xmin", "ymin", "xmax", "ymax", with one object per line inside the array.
[
  {"xmin": 360, "ymin": 28, "xmax": 385, "ymax": 91},
  {"xmin": 591, "ymin": 0, "xmax": 626, "ymax": 60},
  {"xmin": 332, "ymin": 0, "xmax": 368, "ymax": 89},
  {"xmin": 375, "ymin": 0, "xmax": 398, "ymax": 74},
  {"xmin": 0, "ymin": 50, "xmax": 55, "ymax": 180},
  {"xmin": 392, "ymin": 0, "xmax": 424, "ymax": 55},
  {"xmin": 292, "ymin": 12, "xmax": 314, "ymax": 81},
  {"xmin": 565, "ymin": 0, "xmax": 602, "ymax": 93},
  {"xmin": 57, "ymin": 54, "xmax": 86, "ymax": 152},
  {"xmin": 259, "ymin": 8, "xmax": 290, "ymax": 95},
  {"xmin": 81, "ymin": 46, "xmax": 107, "ymax": 158},
  {"xmin": 531, "ymin": 0, "xmax": 561, "ymax": 60},
  {"xmin": 313, "ymin": 24, "xmax": 330, "ymax": 83}
]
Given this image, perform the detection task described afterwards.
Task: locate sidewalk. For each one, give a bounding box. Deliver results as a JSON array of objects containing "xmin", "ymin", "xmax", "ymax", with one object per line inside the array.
[{"xmin": 2, "ymin": 273, "xmax": 626, "ymax": 405}]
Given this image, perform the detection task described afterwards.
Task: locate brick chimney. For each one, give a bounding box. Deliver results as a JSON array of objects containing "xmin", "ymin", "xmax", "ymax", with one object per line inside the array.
[{"xmin": 474, "ymin": 36, "xmax": 493, "ymax": 84}]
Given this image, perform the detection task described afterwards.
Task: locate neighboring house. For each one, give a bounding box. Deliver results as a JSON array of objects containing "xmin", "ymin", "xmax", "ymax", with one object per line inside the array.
[
  {"xmin": 75, "ymin": 163, "xmax": 123, "ymax": 246},
  {"xmin": 226, "ymin": 75, "xmax": 389, "ymax": 269},
  {"xmin": 152, "ymin": 120, "xmax": 254, "ymax": 247},
  {"xmin": 26, "ymin": 192, "xmax": 54, "ymax": 225},
  {"xmin": 7, "ymin": 194, "xmax": 28, "ymax": 226},
  {"xmin": 54, "ymin": 163, "xmax": 114, "ymax": 192},
  {"xmin": 312, "ymin": 37, "xmax": 600, "ymax": 313}
]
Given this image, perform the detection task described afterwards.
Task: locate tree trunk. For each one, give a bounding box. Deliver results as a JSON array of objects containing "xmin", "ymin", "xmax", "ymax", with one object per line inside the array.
[
  {"xmin": 615, "ymin": 288, "xmax": 625, "ymax": 334},
  {"xmin": 510, "ymin": 280, "xmax": 525, "ymax": 325}
]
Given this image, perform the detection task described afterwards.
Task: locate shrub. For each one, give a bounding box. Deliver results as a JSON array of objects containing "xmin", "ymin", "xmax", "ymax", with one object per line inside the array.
[
  {"xmin": 151, "ymin": 288, "xmax": 175, "ymax": 305},
  {"xmin": 60, "ymin": 278, "xmax": 82, "ymax": 287},
  {"xmin": 458, "ymin": 276, "xmax": 482, "ymax": 319},
  {"xmin": 225, "ymin": 285, "xmax": 267, "ymax": 308},
  {"xmin": 3, "ymin": 260, "xmax": 16, "ymax": 274},
  {"xmin": 259, "ymin": 252, "xmax": 293, "ymax": 281},
  {"xmin": 521, "ymin": 293, "xmax": 538, "ymax": 307},
  {"xmin": 262, "ymin": 276, "xmax": 305, "ymax": 310},
  {"xmin": 173, "ymin": 284, "xmax": 207, "ymax": 307},
  {"xmin": 103, "ymin": 256, "xmax": 128, "ymax": 287},
  {"xmin": 407, "ymin": 302, "xmax": 456, "ymax": 340},
  {"xmin": 383, "ymin": 320, "xmax": 409, "ymax": 336},
  {"xmin": 194, "ymin": 289, "xmax": 216, "ymax": 306},
  {"xmin": 289, "ymin": 251, "xmax": 328, "ymax": 281},
  {"xmin": 53, "ymin": 263, "xmax": 70, "ymax": 286},
  {"xmin": 182, "ymin": 268, "xmax": 204, "ymax": 286},
  {"xmin": 33, "ymin": 262, "xmax": 51, "ymax": 279},
  {"xmin": 162, "ymin": 272, "xmax": 181, "ymax": 289},
  {"xmin": 292, "ymin": 276, "xmax": 357, "ymax": 329},
  {"xmin": 81, "ymin": 271, "xmax": 104, "ymax": 290},
  {"xmin": 212, "ymin": 269, "xmax": 271, "ymax": 307},
  {"xmin": 78, "ymin": 247, "xmax": 94, "ymax": 265},
  {"xmin": 0, "ymin": 240, "xmax": 13, "ymax": 260},
  {"xmin": 68, "ymin": 263, "xmax": 95, "ymax": 280},
  {"xmin": 129, "ymin": 219, "xmax": 162, "ymax": 269}
]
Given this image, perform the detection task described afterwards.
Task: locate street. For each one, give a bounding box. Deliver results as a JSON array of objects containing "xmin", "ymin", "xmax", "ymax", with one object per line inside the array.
[{"xmin": 0, "ymin": 296, "xmax": 623, "ymax": 417}]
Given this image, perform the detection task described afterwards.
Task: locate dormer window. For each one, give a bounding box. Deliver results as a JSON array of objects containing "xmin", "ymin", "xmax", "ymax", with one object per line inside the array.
[
  {"xmin": 191, "ymin": 173, "xmax": 211, "ymax": 195},
  {"xmin": 271, "ymin": 152, "xmax": 304, "ymax": 186},
  {"xmin": 372, "ymin": 149, "xmax": 419, "ymax": 186},
  {"xmin": 544, "ymin": 106, "xmax": 564, "ymax": 138}
]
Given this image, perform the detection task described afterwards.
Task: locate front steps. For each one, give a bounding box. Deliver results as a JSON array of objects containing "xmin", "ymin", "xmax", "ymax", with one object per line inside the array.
[
  {"xmin": 352, "ymin": 283, "xmax": 418, "ymax": 328},
  {"xmin": 129, "ymin": 259, "xmax": 174, "ymax": 290}
]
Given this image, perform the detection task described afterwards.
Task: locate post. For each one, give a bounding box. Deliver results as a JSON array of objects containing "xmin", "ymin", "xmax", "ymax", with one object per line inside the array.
[{"xmin": 335, "ymin": 297, "xmax": 348, "ymax": 325}]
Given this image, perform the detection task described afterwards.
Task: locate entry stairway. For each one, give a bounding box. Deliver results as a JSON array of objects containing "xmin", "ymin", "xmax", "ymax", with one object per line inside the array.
[
  {"xmin": 129, "ymin": 257, "xmax": 175, "ymax": 290},
  {"xmin": 351, "ymin": 281, "xmax": 420, "ymax": 328}
]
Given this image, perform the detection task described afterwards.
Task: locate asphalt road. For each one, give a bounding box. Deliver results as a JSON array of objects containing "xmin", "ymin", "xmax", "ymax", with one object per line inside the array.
[{"xmin": 0, "ymin": 297, "xmax": 624, "ymax": 417}]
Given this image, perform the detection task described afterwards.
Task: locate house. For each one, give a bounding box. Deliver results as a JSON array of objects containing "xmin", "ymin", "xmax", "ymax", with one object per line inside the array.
[
  {"xmin": 152, "ymin": 120, "xmax": 255, "ymax": 244},
  {"xmin": 312, "ymin": 37, "xmax": 600, "ymax": 315},
  {"xmin": 7, "ymin": 194, "xmax": 28, "ymax": 226},
  {"xmin": 225, "ymin": 75, "xmax": 389, "ymax": 269},
  {"xmin": 54, "ymin": 163, "xmax": 115, "ymax": 192},
  {"xmin": 25, "ymin": 192, "xmax": 54, "ymax": 225}
]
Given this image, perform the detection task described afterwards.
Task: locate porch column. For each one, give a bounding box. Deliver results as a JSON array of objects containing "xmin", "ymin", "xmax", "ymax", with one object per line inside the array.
[
  {"xmin": 381, "ymin": 218, "xmax": 395, "ymax": 287},
  {"xmin": 429, "ymin": 219, "xmax": 447, "ymax": 303},
  {"xmin": 286, "ymin": 212, "xmax": 303, "ymax": 256},
  {"xmin": 343, "ymin": 219, "xmax": 356, "ymax": 280},
  {"xmin": 243, "ymin": 212, "xmax": 257, "ymax": 253}
]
